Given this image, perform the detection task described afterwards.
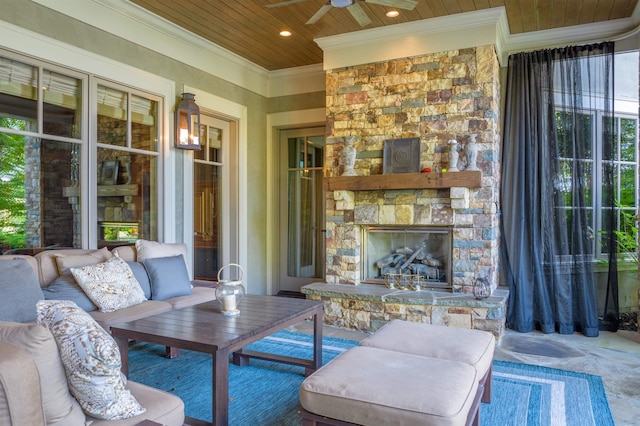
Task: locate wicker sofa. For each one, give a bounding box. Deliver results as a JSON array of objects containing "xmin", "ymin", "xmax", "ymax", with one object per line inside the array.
[{"xmin": 0, "ymin": 242, "xmax": 217, "ymax": 425}]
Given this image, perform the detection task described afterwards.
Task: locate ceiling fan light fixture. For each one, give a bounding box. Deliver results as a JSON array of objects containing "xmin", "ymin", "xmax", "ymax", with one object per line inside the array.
[{"xmin": 331, "ymin": 0, "xmax": 355, "ymax": 8}]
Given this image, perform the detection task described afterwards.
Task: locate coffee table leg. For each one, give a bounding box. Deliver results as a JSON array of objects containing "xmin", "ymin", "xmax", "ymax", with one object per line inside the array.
[
  {"xmin": 212, "ymin": 350, "xmax": 229, "ymax": 426},
  {"xmin": 307, "ymin": 310, "xmax": 323, "ymax": 376}
]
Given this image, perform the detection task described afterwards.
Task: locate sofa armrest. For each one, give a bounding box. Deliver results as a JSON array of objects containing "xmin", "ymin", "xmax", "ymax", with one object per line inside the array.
[{"xmin": 0, "ymin": 341, "xmax": 46, "ymax": 426}]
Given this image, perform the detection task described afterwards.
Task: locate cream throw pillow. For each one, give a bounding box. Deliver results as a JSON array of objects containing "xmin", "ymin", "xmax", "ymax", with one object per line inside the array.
[
  {"xmin": 36, "ymin": 300, "xmax": 146, "ymax": 420},
  {"xmin": 135, "ymin": 239, "xmax": 188, "ymax": 264},
  {"xmin": 55, "ymin": 247, "xmax": 113, "ymax": 276},
  {"xmin": 71, "ymin": 256, "xmax": 146, "ymax": 313}
]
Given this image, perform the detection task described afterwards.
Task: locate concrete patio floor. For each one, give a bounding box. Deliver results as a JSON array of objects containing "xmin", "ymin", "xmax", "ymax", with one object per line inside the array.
[{"xmin": 290, "ymin": 322, "xmax": 640, "ymax": 425}]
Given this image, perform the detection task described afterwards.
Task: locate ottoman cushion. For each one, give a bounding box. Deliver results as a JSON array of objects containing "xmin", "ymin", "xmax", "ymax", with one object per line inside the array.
[
  {"xmin": 300, "ymin": 346, "xmax": 478, "ymax": 426},
  {"xmin": 360, "ymin": 320, "xmax": 494, "ymax": 379}
]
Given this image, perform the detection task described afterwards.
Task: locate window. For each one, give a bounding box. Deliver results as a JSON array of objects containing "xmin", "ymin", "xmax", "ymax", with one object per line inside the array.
[
  {"xmin": 0, "ymin": 51, "xmax": 163, "ymax": 253},
  {"xmin": 96, "ymin": 82, "xmax": 160, "ymax": 248},
  {"xmin": 0, "ymin": 54, "xmax": 85, "ymax": 251},
  {"xmin": 554, "ymin": 51, "xmax": 639, "ymax": 260}
]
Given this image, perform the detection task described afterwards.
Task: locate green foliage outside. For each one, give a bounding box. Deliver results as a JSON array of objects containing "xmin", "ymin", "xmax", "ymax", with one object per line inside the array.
[{"xmin": 0, "ymin": 118, "xmax": 26, "ymax": 250}]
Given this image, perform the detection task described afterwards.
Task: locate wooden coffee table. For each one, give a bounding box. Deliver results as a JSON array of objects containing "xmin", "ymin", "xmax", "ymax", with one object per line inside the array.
[{"xmin": 111, "ymin": 295, "xmax": 324, "ymax": 426}]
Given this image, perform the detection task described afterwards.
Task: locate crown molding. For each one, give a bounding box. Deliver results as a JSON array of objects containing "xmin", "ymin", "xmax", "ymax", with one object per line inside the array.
[
  {"xmin": 315, "ymin": 8, "xmax": 506, "ymax": 70},
  {"xmin": 29, "ymin": 0, "xmax": 271, "ymax": 96},
  {"xmin": 503, "ymin": 17, "xmax": 637, "ymax": 56},
  {"xmin": 268, "ymin": 63, "xmax": 325, "ymax": 97}
]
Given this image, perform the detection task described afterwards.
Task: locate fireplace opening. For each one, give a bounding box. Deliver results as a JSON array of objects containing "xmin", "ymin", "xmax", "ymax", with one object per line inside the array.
[{"xmin": 362, "ymin": 226, "xmax": 452, "ymax": 289}]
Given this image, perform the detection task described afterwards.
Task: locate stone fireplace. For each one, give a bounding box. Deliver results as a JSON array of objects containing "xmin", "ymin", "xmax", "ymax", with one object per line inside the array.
[{"xmin": 302, "ymin": 44, "xmax": 508, "ymax": 339}]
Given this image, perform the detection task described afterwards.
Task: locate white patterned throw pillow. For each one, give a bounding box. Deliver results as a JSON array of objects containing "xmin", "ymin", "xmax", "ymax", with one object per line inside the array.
[
  {"xmin": 36, "ymin": 300, "xmax": 146, "ymax": 420},
  {"xmin": 71, "ymin": 256, "xmax": 147, "ymax": 313}
]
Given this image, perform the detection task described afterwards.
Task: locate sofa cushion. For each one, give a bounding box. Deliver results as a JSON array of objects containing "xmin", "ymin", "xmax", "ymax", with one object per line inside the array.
[
  {"xmin": 126, "ymin": 261, "xmax": 151, "ymax": 299},
  {"xmin": 89, "ymin": 300, "xmax": 172, "ymax": 333},
  {"xmin": 36, "ymin": 300, "xmax": 146, "ymax": 420},
  {"xmin": 0, "ymin": 340, "xmax": 47, "ymax": 426},
  {"xmin": 143, "ymin": 255, "xmax": 192, "ymax": 301},
  {"xmin": 0, "ymin": 321, "xmax": 85, "ymax": 425},
  {"xmin": 54, "ymin": 246, "xmax": 113, "ymax": 276},
  {"xmin": 0, "ymin": 258, "xmax": 44, "ymax": 322},
  {"xmin": 71, "ymin": 256, "xmax": 147, "ymax": 313},
  {"xmin": 134, "ymin": 240, "xmax": 187, "ymax": 265},
  {"xmin": 42, "ymin": 274, "xmax": 98, "ymax": 312}
]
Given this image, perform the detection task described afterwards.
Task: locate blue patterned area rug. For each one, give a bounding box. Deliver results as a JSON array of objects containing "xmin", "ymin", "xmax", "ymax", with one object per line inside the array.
[{"xmin": 127, "ymin": 330, "xmax": 614, "ymax": 426}]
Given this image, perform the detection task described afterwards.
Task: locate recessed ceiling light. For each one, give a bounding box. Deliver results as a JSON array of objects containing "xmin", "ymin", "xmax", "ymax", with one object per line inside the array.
[
  {"xmin": 386, "ymin": 10, "xmax": 400, "ymax": 18},
  {"xmin": 280, "ymin": 30, "xmax": 292, "ymax": 37}
]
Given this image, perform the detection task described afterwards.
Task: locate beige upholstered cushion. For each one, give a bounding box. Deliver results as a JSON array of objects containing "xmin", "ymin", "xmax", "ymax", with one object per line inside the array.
[
  {"xmin": 0, "ymin": 341, "xmax": 46, "ymax": 426},
  {"xmin": 89, "ymin": 300, "xmax": 172, "ymax": 332},
  {"xmin": 134, "ymin": 240, "xmax": 187, "ymax": 264},
  {"xmin": 359, "ymin": 320, "xmax": 495, "ymax": 379},
  {"xmin": 88, "ymin": 382, "xmax": 185, "ymax": 426},
  {"xmin": 71, "ymin": 256, "xmax": 146, "ymax": 313},
  {"xmin": 300, "ymin": 346, "xmax": 478, "ymax": 426},
  {"xmin": 0, "ymin": 321, "xmax": 84, "ymax": 425},
  {"xmin": 54, "ymin": 247, "xmax": 113, "ymax": 276},
  {"xmin": 36, "ymin": 300, "xmax": 145, "ymax": 420}
]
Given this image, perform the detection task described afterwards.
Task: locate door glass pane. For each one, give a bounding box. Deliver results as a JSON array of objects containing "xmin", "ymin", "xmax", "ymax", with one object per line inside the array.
[
  {"xmin": 287, "ymin": 136, "xmax": 324, "ymax": 278},
  {"xmin": 43, "ymin": 69, "xmax": 82, "ymax": 139},
  {"xmin": 193, "ymin": 163, "xmax": 222, "ymax": 280},
  {"xmin": 0, "ymin": 57, "xmax": 38, "ymax": 131}
]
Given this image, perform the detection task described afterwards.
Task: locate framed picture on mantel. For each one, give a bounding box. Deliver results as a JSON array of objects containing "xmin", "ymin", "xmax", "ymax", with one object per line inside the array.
[
  {"xmin": 99, "ymin": 160, "xmax": 119, "ymax": 186},
  {"xmin": 383, "ymin": 137, "xmax": 420, "ymax": 174}
]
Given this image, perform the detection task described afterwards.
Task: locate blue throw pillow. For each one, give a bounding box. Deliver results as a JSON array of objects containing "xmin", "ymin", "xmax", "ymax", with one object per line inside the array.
[
  {"xmin": 126, "ymin": 261, "xmax": 151, "ymax": 299},
  {"xmin": 42, "ymin": 274, "xmax": 97, "ymax": 312},
  {"xmin": 142, "ymin": 255, "xmax": 192, "ymax": 301},
  {"xmin": 0, "ymin": 258, "xmax": 45, "ymax": 322}
]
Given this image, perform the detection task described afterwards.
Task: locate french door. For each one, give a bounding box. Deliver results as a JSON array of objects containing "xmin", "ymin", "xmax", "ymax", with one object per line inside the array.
[
  {"xmin": 192, "ymin": 115, "xmax": 229, "ymax": 280},
  {"xmin": 278, "ymin": 128, "xmax": 325, "ymax": 294}
]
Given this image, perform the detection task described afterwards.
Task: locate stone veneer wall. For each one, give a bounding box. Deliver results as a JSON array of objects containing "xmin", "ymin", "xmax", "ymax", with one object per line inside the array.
[{"xmin": 324, "ymin": 45, "xmax": 502, "ymax": 294}]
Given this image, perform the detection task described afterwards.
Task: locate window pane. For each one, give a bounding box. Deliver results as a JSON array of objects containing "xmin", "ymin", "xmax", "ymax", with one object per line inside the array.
[
  {"xmin": 193, "ymin": 162, "xmax": 221, "ymax": 279},
  {"xmin": 620, "ymin": 118, "xmax": 637, "ymax": 162},
  {"xmin": 0, "ymin": 57, "xmax": 38, "ymax": 131},
  {"xmin": 555, "ymin": 111, "xmax": 592, "ymax": 158},
  {"xmin": 97, "ymin": 148, "xmax": 157, "ymax": 247},
  {"xmin": 131, "ymin": 94, "xmax": 158, "ymax": 151},
  {"xmin": 0, "ymin": 130, "xmax": 81, "ymax": 252},
  {"xmin": 620, "ymin": 164, "xmax": 636, "ymax": 207},
  {"xmin": 97, "ymin": 86, "xmax": 127, "ymax": 147},
  {"xmin": 43, "ymin": 70, "xmax": 82, "ymax": 139}
]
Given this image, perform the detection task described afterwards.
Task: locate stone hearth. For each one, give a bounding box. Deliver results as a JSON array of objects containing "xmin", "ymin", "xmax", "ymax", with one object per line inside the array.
[{"xmin": 302, "ymin": 283, "xmax": 508, "ymax": 339}]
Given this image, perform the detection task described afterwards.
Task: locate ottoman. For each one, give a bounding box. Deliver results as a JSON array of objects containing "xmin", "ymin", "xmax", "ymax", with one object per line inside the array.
[
  {"xmin": 359, "ymin": 320, "xmax": 495, "ymax": 402},
  {"xmin": 299, "ymin": 346, "xmax": 482, "ymax": 426}
]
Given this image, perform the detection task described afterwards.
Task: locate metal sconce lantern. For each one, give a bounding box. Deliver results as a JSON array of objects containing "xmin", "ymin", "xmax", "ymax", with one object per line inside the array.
[{"xmin": 175, "ymin": 92, "xmax": 201, "ymax": 150}]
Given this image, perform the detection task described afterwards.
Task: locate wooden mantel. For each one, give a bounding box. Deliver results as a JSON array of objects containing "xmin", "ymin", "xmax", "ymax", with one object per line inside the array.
[{"xmin": 323, "ymin": 170, "xmax": 482, "ymax": 191}]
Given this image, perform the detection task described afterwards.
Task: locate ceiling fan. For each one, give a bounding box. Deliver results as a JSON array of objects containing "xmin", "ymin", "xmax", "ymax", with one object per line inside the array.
[{"xmin": 266, "ymin": 0, "xmax": 418, "ymax": 27}]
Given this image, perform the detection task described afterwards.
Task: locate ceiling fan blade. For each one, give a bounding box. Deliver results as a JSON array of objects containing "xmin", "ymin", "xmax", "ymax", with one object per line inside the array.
[
  {"xmin": 348, "ymin": 2, "xmax": 372, "ymax": 26},
  {"xmin": 306, "ymin": 4, "xmax": 332, "ymax": 24},
  {"xmin": 265, "ymin": 0, "xmax": 309, "ymax": 8},
  {"xmin": 364, "ymin": 0, "xmax": 418, "ymax": 10}
]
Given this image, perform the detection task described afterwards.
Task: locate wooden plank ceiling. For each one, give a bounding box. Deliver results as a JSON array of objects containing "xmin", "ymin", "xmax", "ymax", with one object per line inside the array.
[{"xmin": 130, "ymin": 0, "xmax": 638, "ymax": 71}]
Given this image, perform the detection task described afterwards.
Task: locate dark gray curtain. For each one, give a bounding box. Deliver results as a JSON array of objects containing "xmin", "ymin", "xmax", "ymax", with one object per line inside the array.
[{"xmin": 500, "ymin": 42, "xmax": 618, "ymax": 337}]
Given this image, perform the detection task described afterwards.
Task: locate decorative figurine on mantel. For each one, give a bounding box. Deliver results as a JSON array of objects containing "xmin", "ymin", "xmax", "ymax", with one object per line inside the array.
[
  {"xmin": 341, "ymin": 136, "xmax": 357, "ymax": 176},
  {"xmin": 465, "ymin": 134, "xmax": 480, "ymax": 171},
  {"xmin": 448, "ymin": 139, "xmax": 459, "ymax": 172}
]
